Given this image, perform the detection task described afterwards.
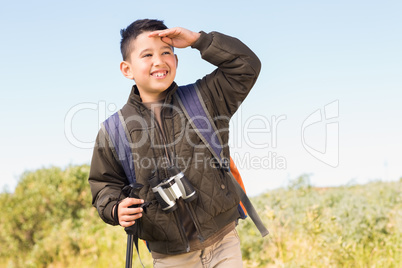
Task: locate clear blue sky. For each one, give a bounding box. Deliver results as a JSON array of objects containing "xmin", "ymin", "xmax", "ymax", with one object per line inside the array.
[{"xmin": 1, "ymin": 0, "xmax": 401, "ymax": 196}]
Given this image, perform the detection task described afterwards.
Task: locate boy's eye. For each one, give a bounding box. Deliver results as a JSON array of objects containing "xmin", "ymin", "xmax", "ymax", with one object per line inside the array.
[
  {"xmin": 143, "ymin": 54, "xmax": 152, "ymax": 58},
  {"xmin": 162, "ymin": 51, "xmax": 171, "ymax": 55}
]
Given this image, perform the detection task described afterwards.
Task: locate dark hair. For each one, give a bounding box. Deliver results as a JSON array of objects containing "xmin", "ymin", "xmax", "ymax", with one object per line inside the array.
[{"xmin": 120, "ymin": 19, "xmax": 168, "ymax": 61}]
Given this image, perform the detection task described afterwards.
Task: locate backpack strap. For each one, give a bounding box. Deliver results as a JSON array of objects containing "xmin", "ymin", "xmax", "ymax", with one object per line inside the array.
[
  {"xmin": 102, "ymin": 110, "xmax": 136, "ymax": 185},
  {"xmin": 176, "ymin": 84, "xmax": 269, "ymax": 237},
  {"xmin": 175, "ymin": 84, "xmax": 227, "ymax": 169},
  {"xmin": 229, "ymin": 157, "xmax": 247, "ymax": 218},
  {"xmin": 102, "ymin": 110, "xmax": 146, "ymax": 268}
]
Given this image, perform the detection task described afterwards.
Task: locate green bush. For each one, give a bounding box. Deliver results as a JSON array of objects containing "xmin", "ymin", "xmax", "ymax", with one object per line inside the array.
[
  {"xmin": 1, "ymin": 167, "xmax": 400, "ymax": 267},
  {"xmin": 238, "ymin": 178, "xmax": 402, "ymax": 267},
  {"xmin": 0, "ymin": 165, "xmax": 152, "ymax": 268}
]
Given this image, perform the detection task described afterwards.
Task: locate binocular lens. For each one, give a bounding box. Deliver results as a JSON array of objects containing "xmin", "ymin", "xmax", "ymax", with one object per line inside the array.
[{"xmin": 150, "ymin": 166, "xmax": 198, "ymax": 213}]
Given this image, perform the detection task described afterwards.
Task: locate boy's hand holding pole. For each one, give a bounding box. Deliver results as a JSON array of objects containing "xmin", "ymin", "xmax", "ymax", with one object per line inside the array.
[
  {"xmin": 148, "ymin": 27, "xmax": 201, "ymax": 48},
  {"xmin": 113, "ymin": 198, "xmax": 144, "ymax": 228}
]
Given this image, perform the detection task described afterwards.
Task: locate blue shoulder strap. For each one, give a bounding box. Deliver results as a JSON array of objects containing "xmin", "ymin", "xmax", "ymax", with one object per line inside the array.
[
  {"xmin": 176, "ymin": 84, "xmax": 269, "ymax": 237},
  {"xmin": 102, "ymin": 110, "xmax": 136, "ymax": 185},
  {"xmin": 176, "ymin": 84, "xmax": 229, "ymax": 170}
]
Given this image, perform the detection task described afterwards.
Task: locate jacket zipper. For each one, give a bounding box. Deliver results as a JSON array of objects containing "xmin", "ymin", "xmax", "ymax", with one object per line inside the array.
[
  {"xmin": 161, "ymin": 106, "xmax": 206, "ymax": 243},
  {"xmin": 148, "ymin": 105, "xmax": 191, "ymax": 252},
  {"xmin": 155, "ymin": 106, "xmax": 173, "ymax": 165}
]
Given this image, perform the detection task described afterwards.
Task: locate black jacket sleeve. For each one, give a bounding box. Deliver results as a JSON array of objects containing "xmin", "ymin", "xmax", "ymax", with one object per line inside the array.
[
  {"xmin": 88, "ymin": 129, "xmax": 128, "ymax": 225},
  {"xmin": 192, "ymin": 31, "xmax": 261, "ymax": 118}
]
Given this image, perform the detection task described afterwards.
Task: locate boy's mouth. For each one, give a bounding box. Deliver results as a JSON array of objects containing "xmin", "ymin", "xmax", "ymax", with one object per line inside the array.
[{"xmin": 151, "ymin": 70, "xmax": 168, "ymax": 78}]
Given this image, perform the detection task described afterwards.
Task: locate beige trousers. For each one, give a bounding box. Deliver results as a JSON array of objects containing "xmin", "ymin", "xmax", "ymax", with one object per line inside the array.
[{"xmin": 153, "ymin": 229, "xmax": 243, "ymax": 268}]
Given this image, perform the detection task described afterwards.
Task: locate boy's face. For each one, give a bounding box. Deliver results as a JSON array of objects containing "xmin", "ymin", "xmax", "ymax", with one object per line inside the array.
[{"xmin": 121, "ymin": 31, "xmax": 178, "ymax": 102}]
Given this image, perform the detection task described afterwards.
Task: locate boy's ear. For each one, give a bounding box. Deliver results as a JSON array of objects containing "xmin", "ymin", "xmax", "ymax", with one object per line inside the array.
[
  {"xmin": 120, "ymin": 61, "xmax": 135, "ymax": 80},
  {"xmin": 175, "ymin": 54, "xmax": 178, "ymax": 68}
]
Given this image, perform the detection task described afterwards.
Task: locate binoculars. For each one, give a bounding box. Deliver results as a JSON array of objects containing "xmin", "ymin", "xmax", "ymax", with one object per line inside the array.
[{"xmin": 149, "ymin": 166, "xmax": 197, "ymax": 213}]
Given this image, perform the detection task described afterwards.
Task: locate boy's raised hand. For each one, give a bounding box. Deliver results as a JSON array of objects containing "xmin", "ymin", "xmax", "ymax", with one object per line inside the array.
[{"xmin": 148, "ymin": 27, "xmax": 201, "ymax": 48}]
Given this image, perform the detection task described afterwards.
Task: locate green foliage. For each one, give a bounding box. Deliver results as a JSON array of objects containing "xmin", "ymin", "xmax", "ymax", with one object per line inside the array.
[
  {"xmin": 1, "ymin": 166, "xmax": 90, "ymax": 250},
  {"xmin": 238, "ymin": 177, "xmax": 402, "ymax": 268},
  {"xmin": 0, "ymin": 165, "xmax": 152, "ymax": 268},
  {"xmin": 0, "ymin": 167, "xmax": 401, "ymax": 267}
]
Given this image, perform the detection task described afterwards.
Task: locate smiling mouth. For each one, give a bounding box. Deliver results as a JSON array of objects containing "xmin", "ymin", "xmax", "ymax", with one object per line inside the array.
[{"xmin": 151, "ymin": 71, "xmax": 168, "ymax": 78}]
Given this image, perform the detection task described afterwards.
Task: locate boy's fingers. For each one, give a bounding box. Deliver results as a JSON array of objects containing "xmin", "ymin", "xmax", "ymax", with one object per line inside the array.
[
  {"xmin": 119, "ymin": 211, "xmax": 143, "ymax": 227},
  {"xmin": 148, "ymin": 30, "xmax": 162, "ymax": 37},
  {"xmin": 118, "ymin": 206, "xmax": 143, "ymax": 226},
  {"xmin": 149, "ymin": 28, "xmax": 181, "ymax": 37},
  {"xmin": 120, "ymin": 220, "xmax": 136, "ymax": 227},
  {"xmin": 121, "ymin": 213, "xmax": 142, "ymax": 221},
  {"xmin": 148, "ymin": 29, "xmax": 171, "ymax": 37},
  {"xmin": 129, "ymin": 198, "xmax": 144, "ymax": 205},
  {"xmin": 161, "ymin": 37, "xmax": 174, "ymax": 46},
  {"xmin": 126, "ymin": 207, "xmax": 143, "ymax": 215},
  {"xmin": 121, "ymin": 197, "xmax": 144, "ymax": 208}
]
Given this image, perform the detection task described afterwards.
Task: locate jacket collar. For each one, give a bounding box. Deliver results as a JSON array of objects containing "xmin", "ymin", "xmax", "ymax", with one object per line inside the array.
[{"xmin": 127, "ymin": 82, "xmax": 178, "ymax": 107}]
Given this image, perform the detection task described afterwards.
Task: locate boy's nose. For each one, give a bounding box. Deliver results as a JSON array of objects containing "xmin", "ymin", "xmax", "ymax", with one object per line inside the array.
[{"xmin": 153, "ymin": 55, "xmax": 164, "ymax": 66}]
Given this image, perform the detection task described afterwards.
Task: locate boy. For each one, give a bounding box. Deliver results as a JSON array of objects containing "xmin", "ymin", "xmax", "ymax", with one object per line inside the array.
[{"xmin": 89, "ymin": 19, "xmax": 261, "ymax": 267}]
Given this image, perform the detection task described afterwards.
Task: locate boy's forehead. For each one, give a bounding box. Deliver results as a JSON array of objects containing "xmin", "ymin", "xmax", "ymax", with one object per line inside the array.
[{"xmin": 130, "ymin": 31, "xmax": 172, "ymax": 54}]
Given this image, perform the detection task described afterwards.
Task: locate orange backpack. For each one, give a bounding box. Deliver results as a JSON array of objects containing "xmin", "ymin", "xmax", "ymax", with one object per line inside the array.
[{"xmin": 230, "ymin": 157, "xmax": 247, "ymax": 216}]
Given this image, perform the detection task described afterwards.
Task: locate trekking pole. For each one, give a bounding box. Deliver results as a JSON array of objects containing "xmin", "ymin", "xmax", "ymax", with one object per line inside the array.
[
  {"xmin": 125, "ymin": 233, "xmax": 134, "ymax": 268},
  {"xmin": 122, "ymin": 183, "xmax": 144, "ymax": 268}
]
